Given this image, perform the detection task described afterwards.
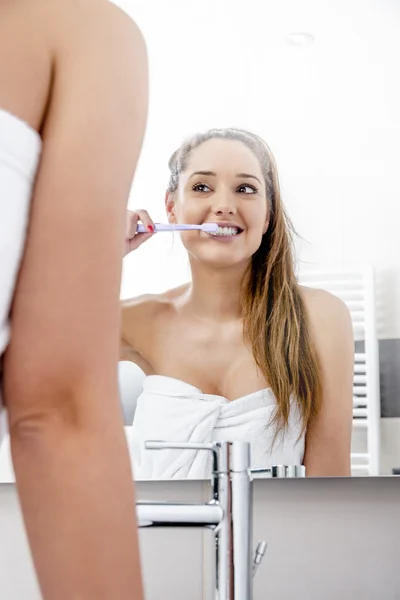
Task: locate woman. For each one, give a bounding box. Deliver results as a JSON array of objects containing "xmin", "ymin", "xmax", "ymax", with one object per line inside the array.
[
  {"xmin": 122, "ymin": 128, "xmax": 354, "ymax": 478},
  {"xmin": 0, "ymin": 0, "xmax": 147, "ymax": 598}
]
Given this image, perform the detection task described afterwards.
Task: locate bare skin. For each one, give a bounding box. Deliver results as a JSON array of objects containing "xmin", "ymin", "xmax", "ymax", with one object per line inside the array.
[
  {"xmin": 1, "ymin": 0, "xmax": 147, "ymax": 597},
  {"xmin": 121, "ymin": 138, "xmax": 354, "ymax": 477}
]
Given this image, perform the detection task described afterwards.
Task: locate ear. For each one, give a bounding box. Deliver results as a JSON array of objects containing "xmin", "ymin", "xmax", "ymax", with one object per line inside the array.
[
  {"xmin": 165, "ymin": 192, "xmax": 177, "ymax": 223},
  {"xmin": 262, "ymin": 219, "xmax": 270, "ymax": 235}
]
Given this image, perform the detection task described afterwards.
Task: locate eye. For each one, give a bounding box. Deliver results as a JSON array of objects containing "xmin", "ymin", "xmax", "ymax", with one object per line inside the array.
[
  {"xmin": 192, "ymin": 183, "xmax": 212, "ymax": 193},
  {"xmin": 237, "ymin": 183, "xmax": 258, "ymax": 194}
]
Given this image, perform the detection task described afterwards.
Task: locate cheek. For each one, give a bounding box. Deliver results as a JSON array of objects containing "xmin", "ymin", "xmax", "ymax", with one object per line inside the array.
[
  {"xmin": 245, "ymin": 202, "xmax": 268, "ymax": 230},
  {"xmin": 177, "ymin": 198, "xmax": 204, "ymax": 222}
]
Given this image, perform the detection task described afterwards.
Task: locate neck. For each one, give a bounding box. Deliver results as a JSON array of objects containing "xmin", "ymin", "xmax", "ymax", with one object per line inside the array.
[{"xmin": 182, "ymin": 259, "xmax": 251, "ymax": 322}]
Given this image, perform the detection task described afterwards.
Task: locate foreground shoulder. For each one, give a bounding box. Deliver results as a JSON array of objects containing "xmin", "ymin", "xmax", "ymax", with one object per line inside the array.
[
  {"xmin": 35, "ymin": 0, "xmax": 146, "ymax": 52},
  {"xmin": 42, "ymin": 0, "xmax": 141, "ymax": 25}
]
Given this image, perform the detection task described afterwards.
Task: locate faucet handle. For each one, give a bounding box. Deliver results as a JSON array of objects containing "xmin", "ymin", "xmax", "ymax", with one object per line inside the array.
[
  {"xmin": 144, "ymin": 440, "xmax": 228, "ymax": 500},
  {"xmin": 252, "ymin": 541, "xmax": 268, "ymax": 577},
  {"xmin": 144, "ymin": 440, "xmax": 224, "ymax": 479},
  {"xmin": 144, "ymin": 440, "xmax": 251, "ymax": 480},
  {"xmin": 144, "ymin": 440, "xmax": 250, "ymax": 482}
]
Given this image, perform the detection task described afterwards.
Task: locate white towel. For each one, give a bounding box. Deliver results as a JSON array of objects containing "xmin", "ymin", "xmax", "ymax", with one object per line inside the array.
[
  {"xmin": 0, "ymin": 109, "xmax": 42, "ymax": 444},
  {"xmin": 129, "ymin": 375, "xmax": 305, "ymax": 480}
]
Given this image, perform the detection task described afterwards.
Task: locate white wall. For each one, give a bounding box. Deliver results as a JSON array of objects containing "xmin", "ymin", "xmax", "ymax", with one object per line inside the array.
[{"xmin": 112, "ymin": 0, "xmax": 400, "ymax": 338}]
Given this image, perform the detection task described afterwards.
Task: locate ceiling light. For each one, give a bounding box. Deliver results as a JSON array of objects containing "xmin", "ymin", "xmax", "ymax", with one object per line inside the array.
[{"xmin": 285, "ymin": 32, "xmax": 315, "ymax": 46}]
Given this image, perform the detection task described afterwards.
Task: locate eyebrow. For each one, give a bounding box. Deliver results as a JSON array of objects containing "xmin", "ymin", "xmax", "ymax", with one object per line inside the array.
[
  {"xmin": 237, "ymin": 173, "xmax": 262, "ymax": 185},
  {"xmin": 190, "ymin": 171, "xmax": 216, "ymax": 178},
  {"xmin": 190, "ymin": 171, "xmax": 262, "ymax": 185}
]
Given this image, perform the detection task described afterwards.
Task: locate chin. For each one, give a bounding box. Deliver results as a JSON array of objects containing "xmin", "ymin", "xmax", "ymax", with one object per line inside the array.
[{"xmin": 192, "ymin": 248, "xmax": 252, "ymax": 270}]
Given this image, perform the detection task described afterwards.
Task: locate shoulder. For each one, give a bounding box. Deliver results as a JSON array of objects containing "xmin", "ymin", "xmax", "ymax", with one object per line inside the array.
[
  {"xmin": 122, "ymin": 283, "xmax": 190, "ymax": 335},
  {"xmin": 122, "ymin": 292, "xmax": 171, "ymax": 322},
  {"xmin": 38, "ymin": 0, "xmax": 143, "ymax": 31},
  {"xmin": 51, "ymin": 0, "xmax": 147, "ymax": 69},
  {"xmin": 0, "ymin": 0, "xmax": 147, "ymax": 109},
  {"xmin": 122, "ymin": 284, "xmax": 190, "ymax": 321},
  {"xmin": 121, "ymin": 285, "xmax": 185, "ymax": 327},
  {"xmin": 3, "ymin": 0, "xmax": 145, "ymax": 40},
  {"xmin": 299, "ymin": 285, "xmax": 353, "ymax": 356},
  {"xmin": 119, "ymin": 294, "xmax": 169, "ymax": 367},
  {"xmin": 300, "ymin": 285, "xmax": 351, "ymax": 323},
  {"xmin": 21, "ymin": 0, "xmax": 147, "ymax": 75},
  {"xmin": 0, "ymin": 0, "xmax": 146, "ymax": 134}
]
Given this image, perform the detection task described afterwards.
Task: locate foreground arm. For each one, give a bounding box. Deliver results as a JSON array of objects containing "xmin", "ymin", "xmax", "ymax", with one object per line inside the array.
[{"xmin": 3, "ymin": 2, "xmax": 148, "ymax": 598}]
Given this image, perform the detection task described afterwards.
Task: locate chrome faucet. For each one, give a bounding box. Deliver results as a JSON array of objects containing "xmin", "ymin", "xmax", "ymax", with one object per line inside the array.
[{"xmin": 136, "ymin": 440, "xmax": 304, "ymax": 599}]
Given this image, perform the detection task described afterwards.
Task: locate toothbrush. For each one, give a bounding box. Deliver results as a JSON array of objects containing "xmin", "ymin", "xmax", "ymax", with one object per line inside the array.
[{"xmin": 136, "ymin": 223, "xmax": 218, "ymax": 233}]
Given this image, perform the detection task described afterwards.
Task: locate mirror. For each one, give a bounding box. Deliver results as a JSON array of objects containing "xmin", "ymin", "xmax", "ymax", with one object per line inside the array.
[{"xmin": 114, "ymin": 0, "xmax": 400, "ymax": 479}]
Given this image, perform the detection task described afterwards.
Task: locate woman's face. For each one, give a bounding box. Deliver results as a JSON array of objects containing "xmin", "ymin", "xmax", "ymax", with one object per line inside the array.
[{"xmin": 166, "ymin": 139, "xmax": 270, "ymax": 268}]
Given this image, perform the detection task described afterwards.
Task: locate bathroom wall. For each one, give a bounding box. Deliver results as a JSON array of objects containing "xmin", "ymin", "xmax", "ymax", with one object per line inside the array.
[{"xmin": 0, "ymin": 478, "xmax": 399, "ymax": 599}]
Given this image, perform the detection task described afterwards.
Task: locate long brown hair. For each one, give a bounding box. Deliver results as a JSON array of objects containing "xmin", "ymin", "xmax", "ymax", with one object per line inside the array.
[{"xmin": 167, "ymin": 128, "xmax": 322, "ymax": 443}]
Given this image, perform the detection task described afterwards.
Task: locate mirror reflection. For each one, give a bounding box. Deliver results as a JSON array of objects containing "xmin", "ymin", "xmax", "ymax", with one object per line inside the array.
[
  {"xmin": 115, "ymin": 0, "xmax": 400, "ymax": 479},
  {"xmin": 122, "ymin": 128, "xmax": 355, "ymax": 480}
]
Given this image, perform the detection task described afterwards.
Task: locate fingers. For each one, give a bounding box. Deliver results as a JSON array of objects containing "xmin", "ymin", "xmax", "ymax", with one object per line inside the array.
[
  {"xmin": 125, "ymin": 231, "xmax": 153, "ymax": 255},
  {"xmin": 128, "ymin": 209, "xmax": 156, "ymax": 237},
  {"xmin": 124, "ymin": 209, "xmax": 157, "ymax": 256}
]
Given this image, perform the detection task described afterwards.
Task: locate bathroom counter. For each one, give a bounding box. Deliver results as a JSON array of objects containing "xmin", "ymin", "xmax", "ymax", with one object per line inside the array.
[{"xmin": 1, "ymin": 476, "xmax": 399, "ymax": 599}]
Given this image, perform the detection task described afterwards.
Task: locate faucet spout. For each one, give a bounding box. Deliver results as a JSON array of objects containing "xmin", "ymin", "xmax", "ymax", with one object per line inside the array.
[{"xmin": 137, "ymin": 501, "xmax": 223, "ymax": 528}]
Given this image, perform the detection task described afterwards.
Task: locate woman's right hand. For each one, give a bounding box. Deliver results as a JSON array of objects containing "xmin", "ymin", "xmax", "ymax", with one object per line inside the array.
[{"xmin": 124, "ymin": 209, "xmax": 156, "ymax": 256}]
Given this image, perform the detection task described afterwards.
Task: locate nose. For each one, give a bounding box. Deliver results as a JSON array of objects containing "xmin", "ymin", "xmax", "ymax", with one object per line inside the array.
[{"xmin": 211, "ymin": 200, "xmax": 237, "ymax": 218}]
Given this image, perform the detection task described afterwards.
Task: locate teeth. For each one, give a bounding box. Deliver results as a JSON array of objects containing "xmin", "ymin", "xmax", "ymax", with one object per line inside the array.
[{"xmin": 211, "ymin": 226, "xmax": 240, "ymax": 236}]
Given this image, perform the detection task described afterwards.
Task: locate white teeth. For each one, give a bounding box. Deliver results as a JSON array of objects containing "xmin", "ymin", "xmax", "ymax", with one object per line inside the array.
[{"xmin": 211, "ymin": 226, "xmax": 240, "ymax": 236}]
